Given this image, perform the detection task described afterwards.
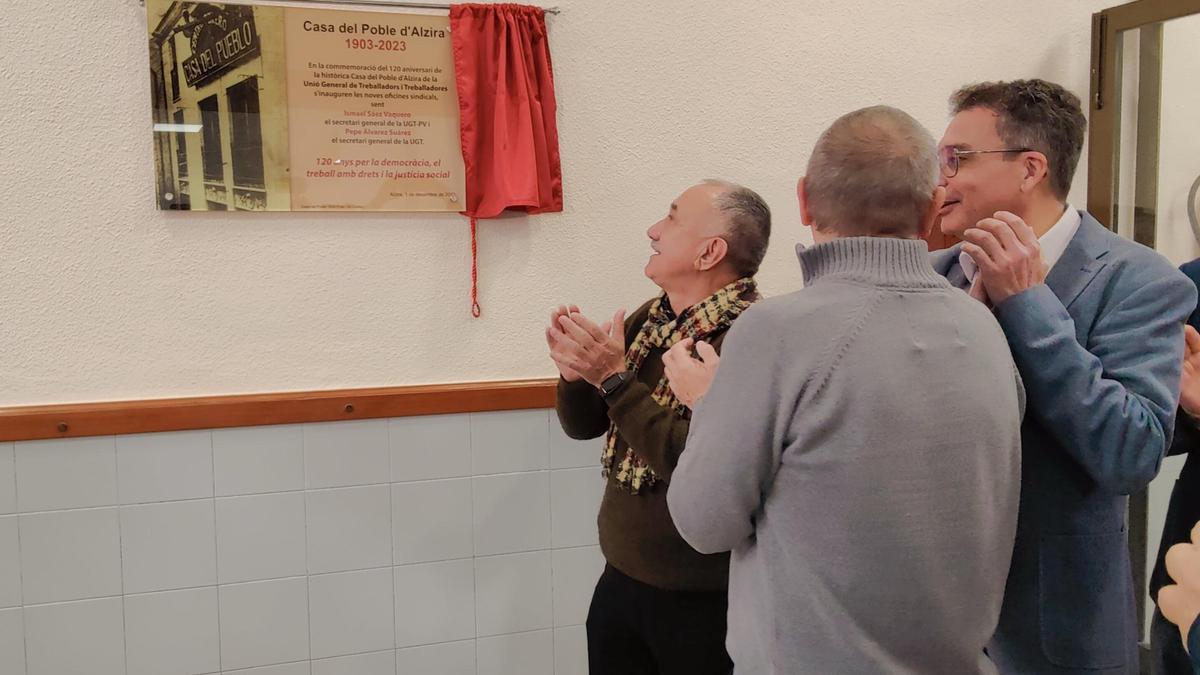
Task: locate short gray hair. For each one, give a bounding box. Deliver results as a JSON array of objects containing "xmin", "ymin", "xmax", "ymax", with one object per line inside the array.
[
  {"xmin": 703, "ymin": 179, "xmax": 772, "ymax": 278},
  {"xmin": 804, "ymin": 106, "xmax": 938, "ymax": 237}
]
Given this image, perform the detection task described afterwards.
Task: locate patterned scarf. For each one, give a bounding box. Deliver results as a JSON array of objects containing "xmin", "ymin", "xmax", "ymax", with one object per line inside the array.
[{"xmin": 602, "ymin": 277, "xmax": 760, "ymax": 494}]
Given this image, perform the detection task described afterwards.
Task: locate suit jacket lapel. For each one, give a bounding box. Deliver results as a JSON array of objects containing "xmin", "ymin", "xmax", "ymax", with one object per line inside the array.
[
  {"xmin": 1044, "ymin": 212, "xmax": 1110, "ymax": 310},
  {"xmin": 945, "ymin": 261, "xmax": 968, "ymax": 290},
  {"xmin": 931, "ymin": 243, "xmax": 968, "ymax": 289}
]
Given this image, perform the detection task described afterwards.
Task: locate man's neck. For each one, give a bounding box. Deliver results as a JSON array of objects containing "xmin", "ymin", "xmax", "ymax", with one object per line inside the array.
[
  {"xmin": 665, "ymin": 273, "xmax": 739, "ymax": 314},
  {"xmin": 1022, "ymin": 198, "xmax": 1070, "ymax": 239}
]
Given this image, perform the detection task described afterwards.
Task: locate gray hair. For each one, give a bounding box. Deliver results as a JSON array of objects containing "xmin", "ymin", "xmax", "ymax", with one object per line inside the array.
[
  {"xmin": 702, "ymin": 179, "xmax": 772, "ymax": 278},
  {"xmin": 804, "ymin": 106, "xmax": 938, "ymax": 237}
]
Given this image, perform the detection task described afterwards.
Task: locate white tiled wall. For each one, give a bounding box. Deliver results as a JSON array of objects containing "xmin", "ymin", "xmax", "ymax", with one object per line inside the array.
[{"xmin": 0, "ymin": 410, "xmax": 603, "ymax": 675}]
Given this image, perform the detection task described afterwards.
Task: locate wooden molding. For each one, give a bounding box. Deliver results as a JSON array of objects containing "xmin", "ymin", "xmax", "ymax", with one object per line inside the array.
[{"xmin": 0, "ymin": 379, "xmax": 559, "ymax": 442}]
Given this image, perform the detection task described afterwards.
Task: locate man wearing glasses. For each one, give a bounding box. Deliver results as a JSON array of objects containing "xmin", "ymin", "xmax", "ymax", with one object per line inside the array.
[{"xmin": 930, "ymin": 79, "xmax": 1195, "ymax": 674}]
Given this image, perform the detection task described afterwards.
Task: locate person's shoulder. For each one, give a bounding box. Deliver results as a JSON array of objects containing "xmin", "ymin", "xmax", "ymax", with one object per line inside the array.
[
  {"xmin": 714, "ymin": 292, "xmax": 831, "ymax": 359},
  {"xmin": 1073, "ymin": 214, "xmax": 1186, "ymax": 286},
  {"xmin": 1105, "ymin": 234, "xmax": 1176, "ymax": 273},
  {"xmin": 1066, "ymin": 216, "xmax": 1195, "ymax": 316},
  {"xmin": 742, "ymin": 288, "xmax": 824, "ymax": 320},
  {"xmin": 1180, "ymin": 257, "xmax": 1200, "ymax": 285},
  {"xmin": 729, "ymin": 284, "xmax": 875, "ymax": 338},
  {"xmin": 1081, "ymin": 214, "xmax": 1172, "ymax": 272},
  {"xmin": 1107, "ymin": 239, "xmax": 1190, "ymax": 295},
  {"xmin": 928, "ymin": 244, "xmax": 962, "ymax": 274}
]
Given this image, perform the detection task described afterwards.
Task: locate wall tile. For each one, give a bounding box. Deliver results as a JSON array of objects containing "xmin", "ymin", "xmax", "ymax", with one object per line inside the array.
[
  {"xmin": 213, "ymin": 425, "xmax": 304, "ymax": 496},
  {"xmin": 394, "ymin": 559, "xmax": 475, "ymax": 648},
  {"xmin": 0, "ymin": 516, "xmax": 20, "ymax": 609},
  {"xmin": 224, "ymin": 663, "xmax": 311, "ymax": 675},
  {"xmin": 15, "ymin": 436, "xmax": 117, "ymax": 512},
  {"xmin": 306, "ymin": 485, "xmax": 391, "ymax": 574},
  {"xmin": 117, "ymin": 431, "xmax": 213, "ymax": 504},
  {"xmin": 304, "ymin": 420, "xmax": 389, "ymax": 490},
  {"xmin": 312, "ymin": 650, "xmax": 395, "ymax": 675},
  {"xmin": 121, "ymin": 500, "xmax": 217, "ymax": 594},
  {"xmin": 216, "ymin": 492, "xmax": 307, "ymax": 584},
  {"xmin": 20, "ymin": 508, "xmax": 121, "ymax": 604},
  {"xmin": 390, "ymin": 414, "xmax": 471, "ymax": 482},
  {"xmin": 475, "ymin": 551, "xmax": 553, "ymax": 637},
  {"xmin": 24, "ymin": 597, "xmax": 125, "ymax": 675},
  {"xmin": 0, "ymin": 607, "xmax": 24, "ymax": 675},
  {"xmin": 124, "ymin": 587, "xmax": 220, "ymax": 675},
  {"xmin": 395, "ymin": 639, "xmax": 475, "ymax": 675},
  {"xmin": 476, "ymin": 630, "xmax": 553, "ymax": 675},
  {"xmin": 0, "ymin": 443, "xmax": 18, "ymax": 514},
  {"xmin": 470, "ymin": 410, "xmax": 549, "ymax": 475},
  {"xmin": 219, "ymin": 578, "xmax": 310, "ymax": 671},
  {"xmin": 392, "ymin": 479, "xmax": 473, "ymax": 564},
  {"xmin": 309, "ymin": 568, "xmax": 395, "ymax": 659},
  {"xmin": 552, "ymin": 546, "xmax": 604, "ymax": 627},
  {"xmin": 554, "ymin": 626, "xmax": 588, "ymax": 675},
  {"xmin": 472, "ymin": 473, "xmax": 550, "ymax": 556}
]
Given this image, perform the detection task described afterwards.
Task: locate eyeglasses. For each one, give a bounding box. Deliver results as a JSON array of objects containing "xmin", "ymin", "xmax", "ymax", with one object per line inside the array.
[{"xmin": 938, "ymin": 146, "xmax": 1031, "ymax": 178}]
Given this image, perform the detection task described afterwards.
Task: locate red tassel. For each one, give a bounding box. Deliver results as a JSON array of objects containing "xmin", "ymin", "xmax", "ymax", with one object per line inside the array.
[{"xmin": 470, "ymin": 217, "xmax": 481, "ymax": 318}]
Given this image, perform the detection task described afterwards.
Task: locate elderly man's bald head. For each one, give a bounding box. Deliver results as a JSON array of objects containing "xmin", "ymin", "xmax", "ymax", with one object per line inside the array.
[{"xmin": 802, "ymin": 106, "xmax": 940, "ymax": 238}]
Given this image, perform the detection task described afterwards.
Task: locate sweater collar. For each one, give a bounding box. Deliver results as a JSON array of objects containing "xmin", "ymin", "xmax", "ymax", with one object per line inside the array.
[{"xmin": 795, "ymin": 236, "xmax": 948, "ymax": 289}]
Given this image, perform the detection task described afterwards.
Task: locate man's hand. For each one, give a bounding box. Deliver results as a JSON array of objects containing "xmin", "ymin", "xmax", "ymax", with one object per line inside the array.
[
  {"xmin": 549, "ymin": 309, "xmax": 627, "ymax": 388},
  {"xmin": 663, "ymin": 338, "xmax": 720, "ymax": 408},
  {"xmin": 960, "ymin": 211, "xmax": 1049, "ymax": 305},
  {"xmin": 1180, "ymin": 325, "xmax": 1200, "ymax": 418},
  {"xmin": 546, "ymin": 305, "xmax": 583, "ymax": 382},
  {"xmin": 1159, "ymin": 520, "xmax": 1200, "ymax": 652}
]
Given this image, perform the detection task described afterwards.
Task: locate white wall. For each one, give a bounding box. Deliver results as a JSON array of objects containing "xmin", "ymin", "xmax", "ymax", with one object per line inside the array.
[
  {"xmin": 0, "ymin": 408, "xmax": 604, "ymax": 675},
  {"xmin": 0, "ymin": 0, "xmax": 1112, "ymax": 407}
]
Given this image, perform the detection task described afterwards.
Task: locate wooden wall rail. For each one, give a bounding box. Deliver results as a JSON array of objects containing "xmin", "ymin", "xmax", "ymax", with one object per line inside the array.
[{"xmin": 0, "ymin": 379, "xmax": 559, "ymax": 442}]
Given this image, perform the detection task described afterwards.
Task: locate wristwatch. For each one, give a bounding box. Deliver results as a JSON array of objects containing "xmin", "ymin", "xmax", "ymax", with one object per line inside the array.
[{"xmin": 598, "ymin": 371, "xmax": 631, "ymax": 399}]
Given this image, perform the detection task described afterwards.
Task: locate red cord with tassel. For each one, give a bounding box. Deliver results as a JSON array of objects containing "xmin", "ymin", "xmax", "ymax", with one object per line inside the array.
[{"xmin": 469, "ymin": 217, "xmax": 481, "ymax": 318}]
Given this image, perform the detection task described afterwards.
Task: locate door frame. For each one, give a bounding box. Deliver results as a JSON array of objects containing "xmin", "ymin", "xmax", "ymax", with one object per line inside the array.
[{"xmin": 1087, "ymin": 0, "xmax": 1200, "ymax": 227}]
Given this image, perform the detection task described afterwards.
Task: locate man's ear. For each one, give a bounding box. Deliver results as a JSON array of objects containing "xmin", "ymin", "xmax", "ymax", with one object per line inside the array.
[
  {"xmin": 798, "ymin": 176, "xmax": 813, "ymax": 229},
  {"xmin": 697, "ymin": 236, "xmax": 729, "ymax": 272},
  {"xmin": 1019, "ymin": 151, "xmax": 1051, "ymax": 194}
]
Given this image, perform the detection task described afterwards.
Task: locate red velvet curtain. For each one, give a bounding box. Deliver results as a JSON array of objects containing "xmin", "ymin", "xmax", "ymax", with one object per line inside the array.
[{"xmin": 450, "ymin": 3, "xmax": 563, "ymax": 316}]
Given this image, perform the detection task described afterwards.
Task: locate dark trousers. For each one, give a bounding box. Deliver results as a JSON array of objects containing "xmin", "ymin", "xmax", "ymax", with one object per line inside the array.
[
  {"xmin": 1151, "ymin": 607, "xmax": 1193, "ymax": 675},
  {"xmin": 586, "ymin": 564, "xmax": 733, "ymax": 675}
]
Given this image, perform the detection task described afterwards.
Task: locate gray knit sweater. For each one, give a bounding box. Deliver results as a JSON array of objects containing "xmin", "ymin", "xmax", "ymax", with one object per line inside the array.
[{"xmin": 668, "ymin": 236, "xmax": 1024, "ymax": 675}]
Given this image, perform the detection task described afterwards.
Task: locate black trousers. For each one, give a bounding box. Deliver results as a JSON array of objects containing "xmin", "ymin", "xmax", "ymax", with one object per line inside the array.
[
  {"xmin": 586, "ymin": 564, "xmax": 734, "ymax": 675},
  {"xmin": 1151, "ymin": 607, "xmax": 1193, "ymax": 675}
]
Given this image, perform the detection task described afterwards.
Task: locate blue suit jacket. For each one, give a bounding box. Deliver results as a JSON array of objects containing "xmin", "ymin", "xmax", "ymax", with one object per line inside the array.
[
  {"xmin": 932, "ymin": 212, "xmax": 1195, "ymax": 674},
  {"xmin": 1191, "ymin": 616, "xmax": 1200, "ymax": 673}
]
